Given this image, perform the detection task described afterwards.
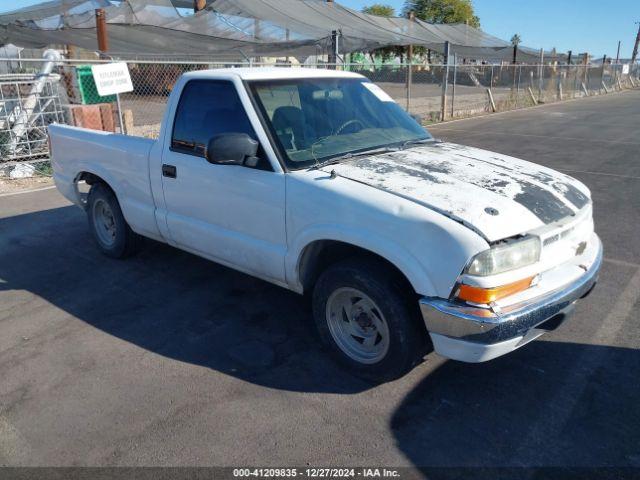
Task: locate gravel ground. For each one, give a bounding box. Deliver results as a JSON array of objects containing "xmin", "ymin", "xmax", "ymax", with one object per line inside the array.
[{"xmin": 0, "ymin": 176, "xmax": 54, "ymax": 195}]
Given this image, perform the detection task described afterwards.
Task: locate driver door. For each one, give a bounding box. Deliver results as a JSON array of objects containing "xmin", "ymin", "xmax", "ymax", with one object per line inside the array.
[{"xmin": 160, "ymin": 80, "xmax": 286, "ymax": 284}]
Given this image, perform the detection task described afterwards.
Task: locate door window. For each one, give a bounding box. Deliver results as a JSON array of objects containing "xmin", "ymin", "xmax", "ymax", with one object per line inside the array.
[{"xmin": 171, "ymin": 80, "xmax": 258, "ymax": 158}]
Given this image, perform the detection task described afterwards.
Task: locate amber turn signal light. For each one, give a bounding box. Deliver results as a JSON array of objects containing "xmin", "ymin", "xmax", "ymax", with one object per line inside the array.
[{"xmin": 456, "ymin": 276, "xmax": 535, "ymax": 304}]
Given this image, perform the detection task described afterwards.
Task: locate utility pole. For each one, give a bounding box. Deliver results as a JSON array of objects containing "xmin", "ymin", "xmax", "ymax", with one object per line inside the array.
[
  {"xmin": 193, "ymin": 0, "xmax": 206, "ymax": 13},
  {"xmin": 632, "ymin": 22, "xmax": 640, "ymax": 65},
  {"xmin": 95, "ymin": 8, "xmax": 109, "ymax": 56},
  {"xmin": 615, "ymin": 41, "xmax": 621, "ymax": 63}
]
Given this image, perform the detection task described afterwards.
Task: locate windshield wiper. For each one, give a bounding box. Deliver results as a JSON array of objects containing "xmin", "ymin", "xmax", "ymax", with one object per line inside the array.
[
  {"xmin": 400, "ymin": 138, "xmax": 435, "ymax": 150},
  {"xmin": 308, "ymin": 146, "xmax": 398, "ymax": 171}
]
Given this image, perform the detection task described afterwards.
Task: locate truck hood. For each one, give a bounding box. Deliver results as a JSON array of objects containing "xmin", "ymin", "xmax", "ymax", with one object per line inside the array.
[{"xmin": 320, "ymin": 142, "xmax": 590, "ymax": 242}]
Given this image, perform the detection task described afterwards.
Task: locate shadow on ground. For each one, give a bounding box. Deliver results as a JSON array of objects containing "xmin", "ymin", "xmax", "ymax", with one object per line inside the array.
[
  {"xmin": 0, "ymin": 206, "xmax": 370, "ymax": 394},
  {"xmin": 392, "ymin": 340, "xmax": 640, "ymax": 469},
  {"xmin": 1, "ymin": 205, "xmax": 639, "ymax": 471}
]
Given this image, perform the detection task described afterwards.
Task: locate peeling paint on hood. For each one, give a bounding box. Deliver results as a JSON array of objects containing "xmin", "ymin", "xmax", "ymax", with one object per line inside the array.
[{"xmin": 321, "ymin": 142, "xmax": 591, "ymax": 242}]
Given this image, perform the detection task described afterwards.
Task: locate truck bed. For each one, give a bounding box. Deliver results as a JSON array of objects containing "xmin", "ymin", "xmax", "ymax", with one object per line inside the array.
[{"xmin": 49, "ymin": 124, "xmax": 161, "ymax": 240}]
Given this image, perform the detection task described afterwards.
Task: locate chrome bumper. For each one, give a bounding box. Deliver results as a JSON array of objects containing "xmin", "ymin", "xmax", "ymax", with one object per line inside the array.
[{"xmin": 419, "ymin": 238, "xmax": 602, "ymax": 347}]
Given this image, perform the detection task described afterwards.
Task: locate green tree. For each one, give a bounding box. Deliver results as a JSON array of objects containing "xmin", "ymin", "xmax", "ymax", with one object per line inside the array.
[
  {"xmin": 362, "ymin": 3, "xmax": 395, "ymax": 17},
  {"xmin": 361, "ymin": 4, "xmax": 405, "ymax": 64},
  {"xmin": 510, "ymin": 34, "xmax": 521, "ymax": 47},
  {"xmin": 403, "ymin": 0, "xmax": 480, "ymax": 28}
]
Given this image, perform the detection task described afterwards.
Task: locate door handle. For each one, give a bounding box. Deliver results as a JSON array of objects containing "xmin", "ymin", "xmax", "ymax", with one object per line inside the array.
[{"xmin": 162, "ymin": 164, "xmax": 177, "ymax": 178}]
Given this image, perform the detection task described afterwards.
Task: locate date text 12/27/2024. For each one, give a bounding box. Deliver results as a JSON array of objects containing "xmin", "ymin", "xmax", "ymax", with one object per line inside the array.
[{"xmin": 233, "ymin": 468, "xmax": 401, "ymax": 478}]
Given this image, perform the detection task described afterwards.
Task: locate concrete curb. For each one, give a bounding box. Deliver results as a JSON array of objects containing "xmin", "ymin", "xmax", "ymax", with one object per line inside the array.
[
  {"xmin": 429, "ymin": 87, "xmax": 640, "ymax": 128},
  {"xmin": 0, "ymin": 185, "xmax": 57, "ymax": 197}
]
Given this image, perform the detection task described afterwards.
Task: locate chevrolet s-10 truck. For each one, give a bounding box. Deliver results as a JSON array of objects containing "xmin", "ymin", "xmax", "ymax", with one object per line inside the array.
[{"xmin": 50, "ymin": 68, "xmax": 601, "ymax": 381}]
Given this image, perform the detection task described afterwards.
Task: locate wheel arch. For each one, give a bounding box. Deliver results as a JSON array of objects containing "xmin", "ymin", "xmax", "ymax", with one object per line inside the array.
[
  {"xmin": 291, "ymin": 231, "xmax": 436, "ymax": 298},
  {"xmin": 74, "ymin": 165, "xmax": 164, "ymax": 243},
  {"xmin": 74, "ymin": 169, "xmax": 121, "ymax": 211}
]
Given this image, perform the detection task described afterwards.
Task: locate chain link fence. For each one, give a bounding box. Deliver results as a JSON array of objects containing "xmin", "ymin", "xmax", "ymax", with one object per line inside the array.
[
  {"xmin": 1, "ymin": 57, "xmax": 639, "ymax": 170},
  {"xmin": 0, "ymin": 73, "xmax": 64, "ymax": 162}
]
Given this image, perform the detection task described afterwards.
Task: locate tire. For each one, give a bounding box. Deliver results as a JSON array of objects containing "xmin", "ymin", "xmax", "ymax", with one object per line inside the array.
[
  {"xmin": 86, "ymin": 182, "xmax": 140, "ymax": 259},
  {"xmin": 312, "ymin": 257, "xmax": 427, "ymax": 382}
]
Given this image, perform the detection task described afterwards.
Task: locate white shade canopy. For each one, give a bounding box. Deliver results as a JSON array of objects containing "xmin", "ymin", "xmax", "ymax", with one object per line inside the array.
[{"xmin": 0, "ymin": 0, "xmax": 558, "ymax": 62}]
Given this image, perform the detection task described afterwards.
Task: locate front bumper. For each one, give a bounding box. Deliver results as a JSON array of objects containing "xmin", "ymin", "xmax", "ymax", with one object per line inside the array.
[{"xmin": 419, "ymin": 235, "xmax": 602, "ymax": 362}]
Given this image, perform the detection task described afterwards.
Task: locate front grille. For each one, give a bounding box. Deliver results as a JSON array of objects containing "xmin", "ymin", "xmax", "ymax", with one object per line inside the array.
[
  {"xmin": 543, "ymin": 223, "xmax": 577, "ymax": 247},
  {"xmin": 540, "ymin": 209, "xmax": 593, "ymax": 263}
]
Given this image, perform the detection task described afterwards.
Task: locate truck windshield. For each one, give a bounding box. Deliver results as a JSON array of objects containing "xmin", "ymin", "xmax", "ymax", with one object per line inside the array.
[{"xmin": 248, "ymin": 78, "xmax": 432, "ymax": 170}]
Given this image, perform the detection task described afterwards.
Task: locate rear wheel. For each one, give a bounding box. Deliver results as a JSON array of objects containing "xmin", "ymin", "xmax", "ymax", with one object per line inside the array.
[
  {"xmin": 312, "ymin": 257, "xmax": 427, "ymax": 382},
  {"xmin": 87, "ymin": 183, "xmax": 140, "ymax": 258}
]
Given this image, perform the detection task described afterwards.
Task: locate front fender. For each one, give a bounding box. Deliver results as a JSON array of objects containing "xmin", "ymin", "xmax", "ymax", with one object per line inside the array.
[{"xmin": 286, "ymin": 223, "xmax": 437, "ymax": 296}]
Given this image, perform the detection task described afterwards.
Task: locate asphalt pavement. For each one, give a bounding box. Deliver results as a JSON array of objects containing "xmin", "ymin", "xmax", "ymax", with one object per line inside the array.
[{"xmin": 0, "ymin": 90, "xmax": 638, "ymax": 471}]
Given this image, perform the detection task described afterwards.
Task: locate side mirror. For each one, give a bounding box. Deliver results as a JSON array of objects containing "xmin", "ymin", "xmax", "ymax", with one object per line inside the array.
[
  {"xmin": 206, "ymin": 133, "xmax": 260, "ymax": 167},
  {"xmin": 410, "ymin": 113, "xmax": 423, "ymax": 125}
]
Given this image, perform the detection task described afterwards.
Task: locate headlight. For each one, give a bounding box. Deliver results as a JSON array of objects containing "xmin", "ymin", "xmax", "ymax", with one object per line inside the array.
[{"xmin": 466, "ymin": 236, "xmax": 541, "ymax": 276}]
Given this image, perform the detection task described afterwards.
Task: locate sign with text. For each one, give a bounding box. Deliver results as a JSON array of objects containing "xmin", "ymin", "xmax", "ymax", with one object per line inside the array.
[
  {"xmin": 622, "ymin": 64, "xmax": 630, "ymax": 75},
  {"xmin": 91, "ymin": 62, "xmax": 134, "ymax": 96}
]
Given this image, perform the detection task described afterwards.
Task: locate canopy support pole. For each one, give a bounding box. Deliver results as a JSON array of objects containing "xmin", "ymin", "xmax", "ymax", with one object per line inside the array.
[
  {"xmin": 451, "ymin": 53, "xmax": 457, "ymax": 117},
  {"xmin": 583, "ymin": 52, "xmax": 590, "ymax": 86},
  {"xmin": 601, "ymin": 54, "xmax": 607, "ymax": 93},
  {"xmin": 440, "ymin": 41, "xmax": 450, "ymax": 121},
  {"xmin": 327, "ymin": 0, "xmax": 338, "ymax": 69},
  {"xmin": 406, "ymin": 10, "xmax": 415, "ymax": 111},
  {"xmin": 193, "ymin": 0, "xmax": 206, "ymax": 13},
  {"xmin": 254, "ymin": 19, "xmax": 261, "ymax": 64},
  {"xmin": 95, "ymin": 8, "xmax": 109, "ymax": 56},
  {"xmin": 95, "ymin": 9, "xmax": 124, "ymax": 134},
  {"xmin": 285, "ymin": 29, "xmax": 290, "ymax": 64},
  {"xmin": 538, "ymin": 48, "xmax": 544, "ymax": 100},
  {"xmin": 328, "ymin": 31, "xmax": 339, "ymax": 68}
]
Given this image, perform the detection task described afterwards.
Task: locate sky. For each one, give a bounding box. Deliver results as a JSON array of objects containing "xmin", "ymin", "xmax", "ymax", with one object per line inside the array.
[
  {"xmin": 0, "ymin": 0, "xmax": 638, "ymax": 59},
  {"xmin": 341, "ymin": 0, "xmax": 640, "ymax": 59}
]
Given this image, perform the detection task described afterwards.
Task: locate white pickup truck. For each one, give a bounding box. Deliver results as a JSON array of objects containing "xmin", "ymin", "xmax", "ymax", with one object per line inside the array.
[{"xmin": 50, "ymin": 68, "xmax": 601, "ymax": 381}]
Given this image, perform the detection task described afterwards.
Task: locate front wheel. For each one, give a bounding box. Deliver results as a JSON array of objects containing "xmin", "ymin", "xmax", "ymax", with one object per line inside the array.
[
  {"xmin": 312, "ymin": 257, "xmax": 427, "ymax": 382},
  {"xmin": 87, "ymin": 183, "xmax": 140, "ymax": 259}
]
